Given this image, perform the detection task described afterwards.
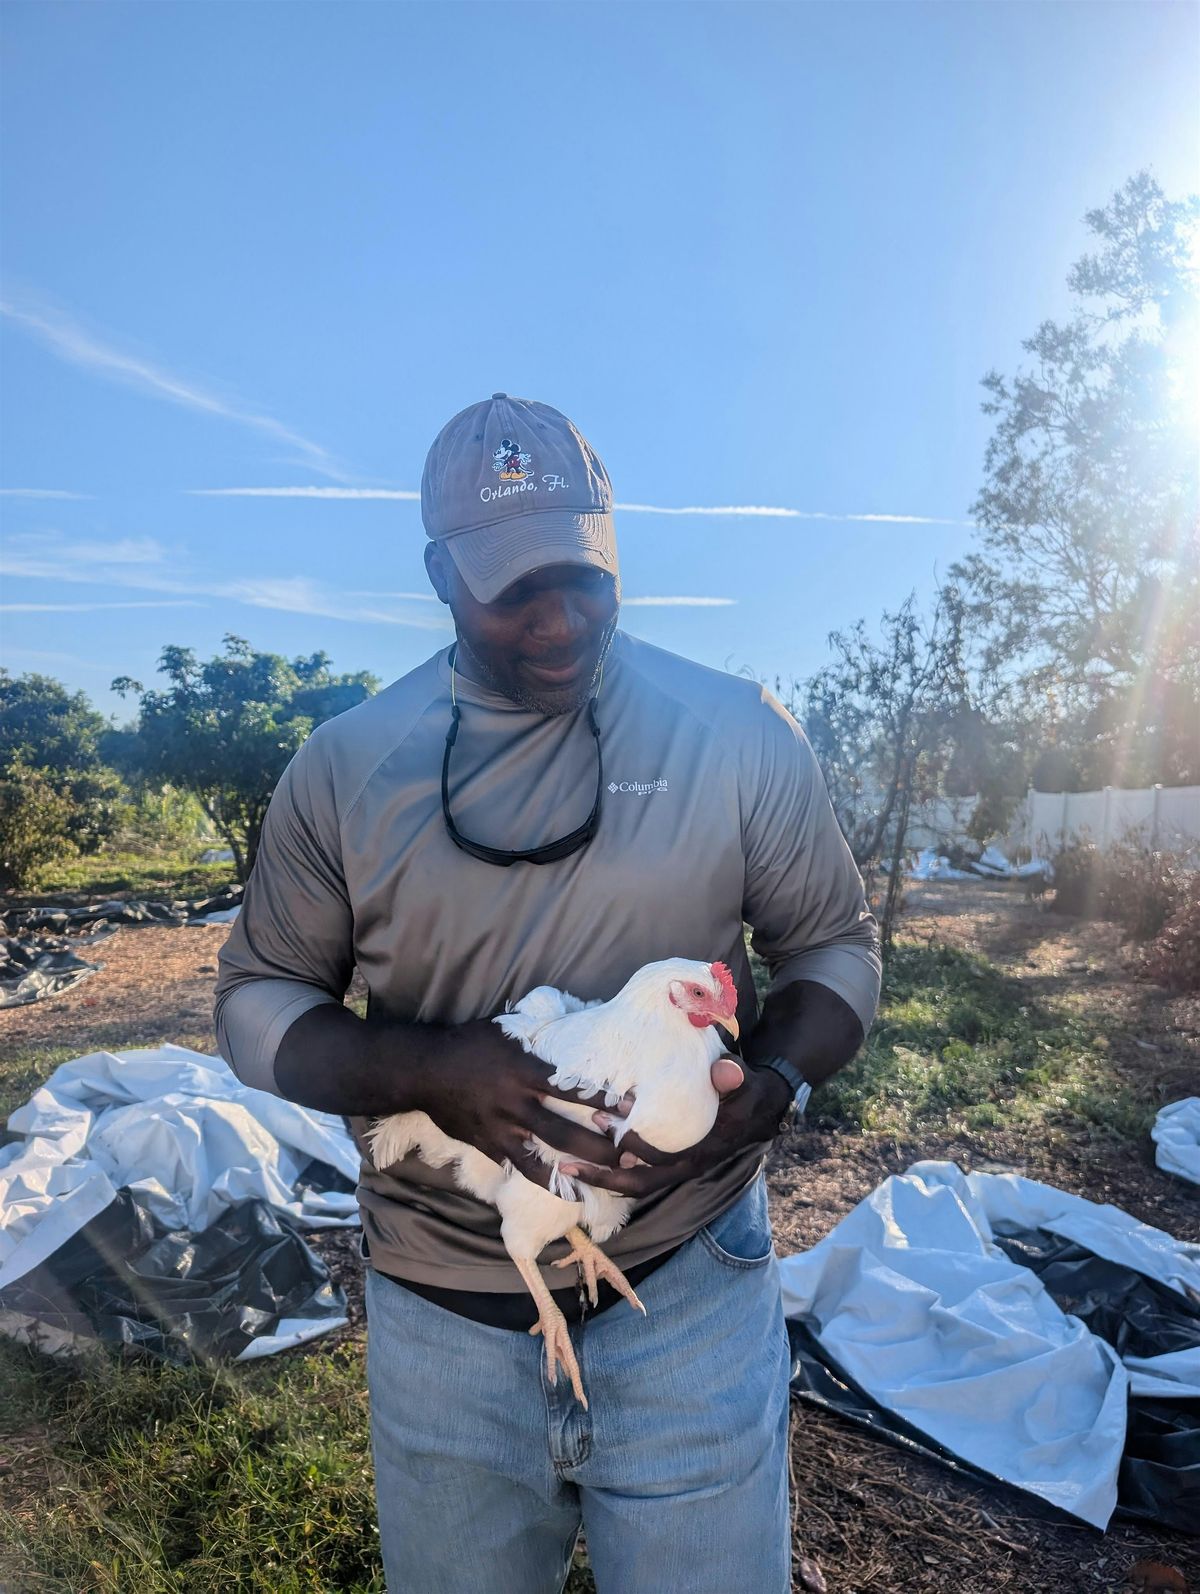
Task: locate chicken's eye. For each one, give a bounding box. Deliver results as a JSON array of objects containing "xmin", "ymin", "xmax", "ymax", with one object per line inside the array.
[{"xmin": 691, "ymin": 986, "xmax": 705, "ymax": 999}]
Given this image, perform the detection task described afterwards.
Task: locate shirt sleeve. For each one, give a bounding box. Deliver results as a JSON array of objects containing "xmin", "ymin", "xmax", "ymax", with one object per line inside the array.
[
  {"xmin": 214, "ymin": 729, "xmax": 355, "ymax": 1096},
  {"xmin": 741, "ymin": 689, "xmax": 881, "ymax": 1034}
]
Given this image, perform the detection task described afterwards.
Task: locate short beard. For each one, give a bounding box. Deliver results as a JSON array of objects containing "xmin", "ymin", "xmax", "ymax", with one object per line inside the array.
[{"xmin": 457, "ymin": 615, "xmax": 618, "ymax": 717}]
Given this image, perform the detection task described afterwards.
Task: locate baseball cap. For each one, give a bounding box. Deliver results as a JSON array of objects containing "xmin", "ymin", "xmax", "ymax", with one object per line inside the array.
[{"xmin": 421, "ymin": 393, "xmax": 619, "ymax": 604}]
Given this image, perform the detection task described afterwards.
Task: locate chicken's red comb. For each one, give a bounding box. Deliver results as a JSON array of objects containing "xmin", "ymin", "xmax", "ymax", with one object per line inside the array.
[{"xmin": 710, "ymin": 961, "xmax": 738, "ymax": 1012}]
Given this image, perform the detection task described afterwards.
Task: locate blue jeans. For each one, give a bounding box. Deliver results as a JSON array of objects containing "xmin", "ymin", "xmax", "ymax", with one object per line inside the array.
[{"xmin": 364, "ymin": 1172, "xmax": 791, "ymax": 1593}]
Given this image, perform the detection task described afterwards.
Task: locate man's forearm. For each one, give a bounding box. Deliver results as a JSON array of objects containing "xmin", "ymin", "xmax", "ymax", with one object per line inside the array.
[
  {"xmin": 743, "ymin": 977, "xmax": 865, "ymax": 1089},
  {"xmin": 273, "ymin": 1002, "xmax": 439, "ymax": 1116}
]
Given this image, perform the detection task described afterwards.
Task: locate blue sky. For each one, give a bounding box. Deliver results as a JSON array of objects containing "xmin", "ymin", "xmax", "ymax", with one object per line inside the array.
[{"xmin": 2, "ymin": 0, "xmax": 1196, "ymax": 720}]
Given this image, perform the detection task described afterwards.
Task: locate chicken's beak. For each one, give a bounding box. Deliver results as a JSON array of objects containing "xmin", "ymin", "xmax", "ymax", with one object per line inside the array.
[{"xmin": 713, "ymin": 1012, "xmax": 740, "ymax": 1043}]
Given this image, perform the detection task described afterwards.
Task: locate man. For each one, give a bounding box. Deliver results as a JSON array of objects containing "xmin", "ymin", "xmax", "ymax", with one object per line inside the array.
[{"xmin": 215, "ymin": 393, "xmax": 880, "ymax": 1594}]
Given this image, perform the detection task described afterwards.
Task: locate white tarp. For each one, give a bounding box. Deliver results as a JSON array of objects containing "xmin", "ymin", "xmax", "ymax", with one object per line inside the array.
[
  {"xmin": 0, "ymin": 1046, "xmax": 361, "ymax": 1303},
  {"xmin": 193, "ymin": 905, "xmax": 241, "ymax": 924},
  {"xmin": 971, "ymin": 845, "xmax": 1011, "ymax": 877},
  {"xmin": 1152, "ymin": 1098, "xmax": 1200, "ymax": 1187},
  {"xmin": 777, "ymin": 1160, "xmax": 1200, "ymax": 1528},
  {"xmin": 908, "ymin": 849, "xmax": 972, "ymax": 881}
]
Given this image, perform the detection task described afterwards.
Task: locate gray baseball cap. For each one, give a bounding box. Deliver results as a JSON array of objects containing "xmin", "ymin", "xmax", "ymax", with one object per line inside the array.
[{"xmin": 421, "ymin": 393, "xmax": 619, "ymax": 604}]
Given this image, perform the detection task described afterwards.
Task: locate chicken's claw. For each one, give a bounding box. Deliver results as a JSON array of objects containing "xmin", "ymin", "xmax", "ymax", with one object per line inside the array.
[
  {"xmin": 512, "ymin": 1255, "xmax": 589, "ymax": 1408},
  {"xmin": 529, "ymin": 1308, "xmax": 588, "ymax": 1408},
  {"xmin": 551, "ymin": 1226, "xmax": 647, "ymax": 1315}
]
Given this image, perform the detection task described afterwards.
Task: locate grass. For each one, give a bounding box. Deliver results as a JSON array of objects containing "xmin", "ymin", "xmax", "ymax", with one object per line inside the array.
[
  {"xmin": 0, "ymin": 1339, "xmax": 383, "ymax": 1593},
  {"xmin": 6, "ymin": 848, "xmax": 238, "ymax": 909},
  {"xmin": 813, "ymin": 938, "xmax": 1154, "ymax": 1143},
  {"xmin": 0, "ymin": 936, "xmax": 1162, "ymax": 1590}
]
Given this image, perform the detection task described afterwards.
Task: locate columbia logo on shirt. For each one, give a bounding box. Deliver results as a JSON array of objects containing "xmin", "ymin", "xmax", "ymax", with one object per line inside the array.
[{"xmin": 607, "ymin": 779, "xmax": 669, "ymax": 795}]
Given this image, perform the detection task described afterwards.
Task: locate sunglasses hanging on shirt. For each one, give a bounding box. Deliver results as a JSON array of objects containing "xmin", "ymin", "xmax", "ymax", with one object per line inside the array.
[{"xmin": 441, "ymin": 645, "xmax": 604, "ymax": 867}]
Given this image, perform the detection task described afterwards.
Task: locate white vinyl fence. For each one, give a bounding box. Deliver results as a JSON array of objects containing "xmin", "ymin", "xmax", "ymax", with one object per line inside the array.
[
  {"xmin": 900, "ymin": 785, "xmax": 1200, "ymax": 863},
  {"xmin": 1011, "ymin": 785, "xmax": 1200, "ymax": 859}
]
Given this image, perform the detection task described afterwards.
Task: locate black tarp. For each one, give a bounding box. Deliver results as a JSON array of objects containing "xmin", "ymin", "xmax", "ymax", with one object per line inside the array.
[
  {"xmin": 0, "ymin": 887, "xmax": 244, "ymax": 1007},
  {"xmin": 0, "ymin": 927, "xmax": 116, "ymax": 1009},
  {"xmin": 0, "ymin": 1185, "xmax": 347, "ymax": 1364},
  {"xmin": 0, "ymin": 885, "xmax": 244, "ymax": 939},
  {"xmin": 788, "ymin": 1223, "xmax": 1200, "ymax": 1534}
]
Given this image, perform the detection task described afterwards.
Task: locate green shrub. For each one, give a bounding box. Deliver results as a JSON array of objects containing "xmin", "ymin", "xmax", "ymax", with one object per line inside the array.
[
  {"xmin": 0, "ymin": 758, "xmax": 79, "ymax": 888},
  {"xmin": 109, "ymin": 785, "xmax": 213, "ymax": 856},
  {"xmin": 0, "ymin": 671, "xmax": 124, "ymax": 873}
]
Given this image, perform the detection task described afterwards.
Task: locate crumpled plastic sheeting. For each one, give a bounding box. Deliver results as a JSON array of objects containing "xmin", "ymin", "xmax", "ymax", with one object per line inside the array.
[
  {"xmin": 778, "ymin": 1161, "xmax": 1200, "ymax": 1528},
  {"xmin": 0, "ymin": 1046, "xmax": 361, "ymax": 1296},
  {"xmin": 971, "ymin": 845, "xmax": 1013, "ymax": 877},
  {"xmin": 0, "ymin": 891, "xmax": 243, "ymax": 1007},
  {"xmin": 907, "ymin": 849, "xmax": 973, "ymax": 881},
  {"xmin": 0, "ymin": 1189, "xmax": 346, "ymax": 1365},
  {"xmin": 0, "ymin": 930, "xmax": 114, "ymax": 1008},
  {"xmin": 0, "ymin": 886, "xmax": 244, "ymax": 938},
  {"xmin": 956, "ymin": 1162, "xmax": 1200, "ymax": 1309},
  {"xmin": 987, "ymin": 1227, "xmax": 1200, "ymax": 1531},
  {"xmin": 1153, "ymin": 1099, "xmax": 1200, "ymax": 1187}
]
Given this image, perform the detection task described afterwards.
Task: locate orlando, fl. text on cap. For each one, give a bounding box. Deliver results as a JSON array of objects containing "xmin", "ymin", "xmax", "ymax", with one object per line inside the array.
[{"xmin": 421, "ymin": 393, "xmax": 618, "ymax": 604}]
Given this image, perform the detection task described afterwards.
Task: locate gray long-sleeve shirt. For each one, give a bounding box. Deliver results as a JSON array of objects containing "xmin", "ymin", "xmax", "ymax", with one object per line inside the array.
[{"xmin": 215, "ymin": 630, "xmax": 880, "ymax": 1291}]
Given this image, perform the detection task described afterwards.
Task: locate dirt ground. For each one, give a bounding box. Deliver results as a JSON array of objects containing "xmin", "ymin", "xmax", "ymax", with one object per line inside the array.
[
  {"xmin": 2, "ymin": 880, "xmax": 1198, "ymax": 1592},
  {"xmin": 765, "ymin": 880, "xmax": 1200, "ymax": 1594}
]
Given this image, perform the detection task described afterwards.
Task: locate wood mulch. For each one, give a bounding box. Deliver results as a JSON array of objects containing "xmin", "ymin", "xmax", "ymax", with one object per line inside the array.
[
  {"xmin": 0, "ymin": 921, "xmax": 231, "ymax": 1061},
  {"xmin": 2, "ymin": 881, "xmax": 1198, "ymax": 1591}
]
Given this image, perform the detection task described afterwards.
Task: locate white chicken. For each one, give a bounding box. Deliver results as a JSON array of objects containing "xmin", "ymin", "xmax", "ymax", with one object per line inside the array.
[{"xmin": 365, "ymin": 957, "xmax": 740, "ymax": 1407}]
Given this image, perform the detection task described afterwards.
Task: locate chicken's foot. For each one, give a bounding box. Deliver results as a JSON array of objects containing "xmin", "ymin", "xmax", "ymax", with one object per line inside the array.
[
  {"xmin": 552, "ymin": 1226, "xmax": 648, "ymax": 1315},
  {"xmin": 512, "ymin": 1256, "xmax": 588, "ymax": 1409}
]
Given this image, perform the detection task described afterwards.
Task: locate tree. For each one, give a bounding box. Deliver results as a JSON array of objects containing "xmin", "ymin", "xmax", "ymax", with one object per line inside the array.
[
  {"xmin": 954, "ymin": 172, "xmax": 1200, "ymax": 788},
  {"xmin": 796, "ymin": 590, "xmax": 973, "ymax": 949},
  {"xmin": 0, "ymin": 671, "xmax": 123, "ymax": 885},
  {"xmin": 114, "ymin": 636, "xmax": 378, "ymax": 881},
  {"xmin": 0, "ymin": 761, "xmax": 79, "ymax": 890}
]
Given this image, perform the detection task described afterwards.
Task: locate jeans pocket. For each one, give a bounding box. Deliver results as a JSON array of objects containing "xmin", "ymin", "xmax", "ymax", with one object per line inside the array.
[{"xmin": 698, "ymin": 1174, "xmax": 774, "ymax": 1270}]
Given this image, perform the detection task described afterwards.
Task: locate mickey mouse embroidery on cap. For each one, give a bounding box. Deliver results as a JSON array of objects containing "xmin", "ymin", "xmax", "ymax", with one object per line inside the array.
[{"xmin": 493, "ymin": 438, "xmax": 533, "ymax": 481}]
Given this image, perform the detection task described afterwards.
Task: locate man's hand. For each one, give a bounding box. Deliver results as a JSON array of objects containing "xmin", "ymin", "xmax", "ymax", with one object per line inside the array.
[
  {"xmin": 553, "ymin": 1057, "xmax": 794, "ymax": 1197},
  {"xmin": 404, "ymin": 1019, "xmax": 632, "ymax": 1190}
]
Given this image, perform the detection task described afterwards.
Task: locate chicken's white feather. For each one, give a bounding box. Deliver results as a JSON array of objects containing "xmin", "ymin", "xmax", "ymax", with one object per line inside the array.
[{"xmin": 366, "ymin": 957, "xmax": 735, "ymax": 1264}]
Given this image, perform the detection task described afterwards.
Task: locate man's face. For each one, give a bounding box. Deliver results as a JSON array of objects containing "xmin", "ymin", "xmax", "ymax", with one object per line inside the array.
[{"xmin": 425, "ymin": 547, "xmax": 620, "ymax": 715}]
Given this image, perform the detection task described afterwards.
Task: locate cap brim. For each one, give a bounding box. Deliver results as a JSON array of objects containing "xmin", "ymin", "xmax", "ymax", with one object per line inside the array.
[{"xmin": 440, "ymin": 509, "xmax": 618, "ymax": 604}]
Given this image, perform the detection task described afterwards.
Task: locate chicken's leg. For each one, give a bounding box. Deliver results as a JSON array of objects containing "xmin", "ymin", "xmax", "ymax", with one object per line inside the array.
[
  {"xmin": 512, "ymin": 1255, "xmax": 588, "ymax": 1409},
  {"xmin": 552, "ymin": 1226, "xmax": 648, "ymax": 1315}
]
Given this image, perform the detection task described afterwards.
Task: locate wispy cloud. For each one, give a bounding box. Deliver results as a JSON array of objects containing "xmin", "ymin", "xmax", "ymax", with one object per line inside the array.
[
  {"xmin": 1, "ymin": 296, "xmax": 351, "ymax": 481},
  {"xmin": 621, "ymin": 596, "xmax": 736, "ymax": 607},
  {"xmin": 185, "ymin": 485, "xmax": 966, "ymax": 526},
  {"xmin": 614, "ymin": 501, "xmax": 971, "ymax": 526},
  {"xmin": 0, "ymin": 488, "xmax": 91, "ymax": 500},
  {"xmin": 219, "ymin": 575, "xmax": 449, "ymax": 628},
  {"xmin": 1, "ymin": 599, "xmax": 203, "ymax": 613},
  {"xmin": 190, "ymin": 486, "xmax": 420, "ymax": 500},
  {"xmin": 0, "ymin": 533, "xmax": 451, "ymax": 631},
  {"xmin": 58, "ymin": 537, "xmax": 164, "ymax": 565}
]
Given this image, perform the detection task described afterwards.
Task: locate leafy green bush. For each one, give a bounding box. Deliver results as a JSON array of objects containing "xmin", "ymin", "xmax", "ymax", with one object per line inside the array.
[
  {"xmin": 108, "ymin": 785, "xmax": 213, "ymax": 856},
  {"xmin": 0, "ymin": 758, "xmax": 79, "ymax": 888},
  {"xmin": 0, "ymin": 671, "xmax": 124, "ymax": 878}
]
